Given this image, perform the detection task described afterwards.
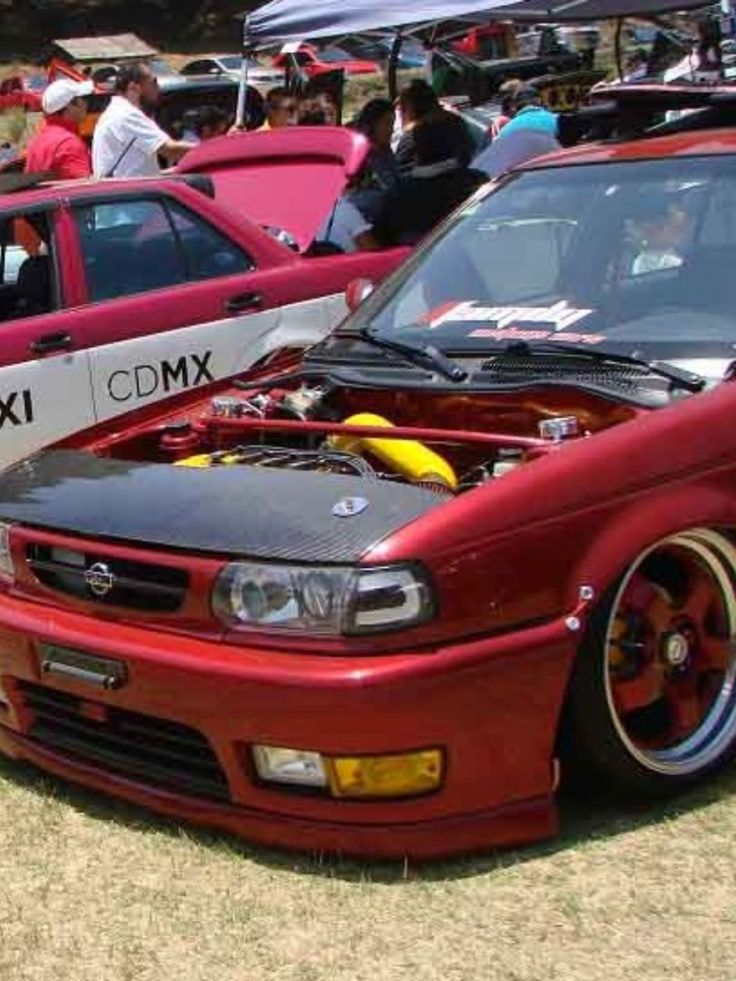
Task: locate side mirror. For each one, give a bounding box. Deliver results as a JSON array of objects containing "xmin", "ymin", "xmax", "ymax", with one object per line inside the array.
[{"xmin": 345, "ymin": 278, "xmax": 375, "ymax": 312}]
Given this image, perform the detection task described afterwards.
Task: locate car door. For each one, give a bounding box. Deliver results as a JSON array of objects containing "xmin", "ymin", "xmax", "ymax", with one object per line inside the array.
[
  {"xmin": 64, "ymin": 187, "xmax": 335, "ymax": 428},
  {"xmin": 0, "ymin": 202, "xmax": 100, "ymax": 469}
]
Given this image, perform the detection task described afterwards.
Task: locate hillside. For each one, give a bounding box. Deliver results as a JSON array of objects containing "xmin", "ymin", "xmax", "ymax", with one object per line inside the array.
[{"xmin": 0, "ymin": 0, "xmax": 259, "ymax": 61}]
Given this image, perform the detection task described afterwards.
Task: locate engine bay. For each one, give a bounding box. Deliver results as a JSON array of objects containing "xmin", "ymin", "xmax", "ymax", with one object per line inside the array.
[{"xmin": 90, "ymin": 377, "xmax": 643, "ymax": 496}]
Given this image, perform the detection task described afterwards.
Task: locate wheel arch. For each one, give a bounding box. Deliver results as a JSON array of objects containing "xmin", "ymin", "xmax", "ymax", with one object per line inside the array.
[{"xmin": 564, "ymin": 482, "xmax": 736, "ymax": 615}]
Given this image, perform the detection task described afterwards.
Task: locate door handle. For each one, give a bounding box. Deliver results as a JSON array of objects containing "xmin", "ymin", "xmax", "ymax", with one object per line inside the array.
[
  {"xmin": 225, "ymin": 292, "xmax": 263, "ymax": 314},
  {"xmin": 29, "ymin": 331, "xmax": 73, "ymax": 355}
]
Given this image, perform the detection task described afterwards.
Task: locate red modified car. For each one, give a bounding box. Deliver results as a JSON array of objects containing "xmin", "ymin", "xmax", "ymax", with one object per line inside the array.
[
  {"xmin": 1, "ymin": 129, "xmax": 736, "ymax": 859},
  {"xmin": 0, "ymin": 127, "xmax": 404, "ymax": 470},
  {"xmin": 272, "ymin": 44, "xmax": 380, "ymax": 78},
  {"xmin": 0, "ymin": 74, "xmax": 43, "ymax": 113}
]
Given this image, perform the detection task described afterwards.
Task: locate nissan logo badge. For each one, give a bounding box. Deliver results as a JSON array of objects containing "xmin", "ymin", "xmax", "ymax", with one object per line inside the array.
[
  {"xmin": 84, "ymin": 561, "xmax": 115, "ymax": 598},
  {"xmin": 332, "ymin": 496, "xmax": 369, "ymax": 518}
]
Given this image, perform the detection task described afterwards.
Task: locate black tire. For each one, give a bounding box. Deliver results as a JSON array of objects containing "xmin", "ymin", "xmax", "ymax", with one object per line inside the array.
[{"xmin": 561, "ymin": 529, "xmax": 736, "ymax": 798}]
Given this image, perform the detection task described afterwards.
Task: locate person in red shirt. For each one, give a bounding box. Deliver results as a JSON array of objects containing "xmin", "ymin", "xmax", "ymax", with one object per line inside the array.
[{"xmin": 24, "ymin": 78, "xmax": 93, "ymax": 181}]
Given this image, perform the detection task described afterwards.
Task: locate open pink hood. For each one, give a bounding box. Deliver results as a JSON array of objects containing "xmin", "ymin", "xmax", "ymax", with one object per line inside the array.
[{"xmin": 175, "ymin": 126, "xmax": 370, "ymax": 251}]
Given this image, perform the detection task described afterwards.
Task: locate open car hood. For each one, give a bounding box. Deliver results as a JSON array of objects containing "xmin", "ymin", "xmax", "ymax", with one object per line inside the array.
[{"xmin": 176, "ymin": 126, "xmax": 371, "ymax": 252}]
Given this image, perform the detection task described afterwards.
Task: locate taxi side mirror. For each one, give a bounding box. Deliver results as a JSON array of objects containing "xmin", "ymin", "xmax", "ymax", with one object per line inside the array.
[{"xmin": 345, "ymin": 278, "xmax": 375, "ymax": 312}]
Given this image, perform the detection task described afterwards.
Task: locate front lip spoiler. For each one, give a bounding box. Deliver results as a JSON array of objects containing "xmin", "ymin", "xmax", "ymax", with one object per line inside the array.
[{"xmin": 0, "ymin": 726, "xmax": 557, "ymax": 860}]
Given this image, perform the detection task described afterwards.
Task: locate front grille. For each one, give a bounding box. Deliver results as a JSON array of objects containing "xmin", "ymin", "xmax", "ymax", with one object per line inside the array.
[
  {"xmin": 26, "ymin": 544, "xmax": 189, "ymax": 612},
  {"xmin": 18, "ymin": 681, "xmax": 230, "ymax": 802}
]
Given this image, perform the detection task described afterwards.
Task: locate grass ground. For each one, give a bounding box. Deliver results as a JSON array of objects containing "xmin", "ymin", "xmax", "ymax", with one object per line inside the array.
[{"xmin": 0, "ymin": 751, "xmax": 734, "ymax": 981}]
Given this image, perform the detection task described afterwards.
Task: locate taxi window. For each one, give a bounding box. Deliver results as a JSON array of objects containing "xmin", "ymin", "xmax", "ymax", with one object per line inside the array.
[
  {"xmin": 74, "ymin": 198, "xmax": 251, "ymax": 303},
  {"xmin": 0, "ymin": 212, "xmax": 57, "ymax": 321},
  {"xmin": 75, "ymin": 199, "xmax": 188, "ymax": 302},
  {"xmin": 167, "ymin": 200, "xmax": 253, "ymax": 279}
]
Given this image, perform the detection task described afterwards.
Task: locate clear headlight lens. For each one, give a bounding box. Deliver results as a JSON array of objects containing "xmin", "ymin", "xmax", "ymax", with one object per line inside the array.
[
  {"xmin": 213, "ymin": 562, "xmax": 434, "ymax": 635},
  {"xmin": 0, "ymin": 522, "xmax": 14, "ymax": 582}
]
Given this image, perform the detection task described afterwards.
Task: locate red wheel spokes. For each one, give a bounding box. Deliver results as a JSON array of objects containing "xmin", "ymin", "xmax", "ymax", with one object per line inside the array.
[
  {"xmin": 612, "ymin": 661, "xmax": 663, "ymax": 714},
  {"xmin": 663, "ymin": 680, "xmax": 703, "ymax": 739},
  {"xmin": 607, "ymin": 536, "xmax": 736, "ymax": 762},
  {"xmin": 622, "ymin": 572, "xmax": 672, "ymax": 634},
  {"xmin": 680, "ymin": 570, "xmax": 714, "ymax": 624},
  {"xmin": 699, "ymin": 636, "xmax": 734, "ymax": 672}
]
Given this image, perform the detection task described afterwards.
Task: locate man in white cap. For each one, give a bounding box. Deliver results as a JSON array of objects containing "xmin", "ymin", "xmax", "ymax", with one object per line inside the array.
[
  {"xmin": 92, "ymin": 62, "xmax": 195, "ymax": 178},
  {"xmin": 24, "ymin": 78, "xmax": 93, "ymax": 180}
]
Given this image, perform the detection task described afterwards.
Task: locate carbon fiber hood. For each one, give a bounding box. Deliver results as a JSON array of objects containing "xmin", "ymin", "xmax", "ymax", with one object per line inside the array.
[{"xmin": 0, "ymin": 451, "xmax": 444, "ymax": 562}]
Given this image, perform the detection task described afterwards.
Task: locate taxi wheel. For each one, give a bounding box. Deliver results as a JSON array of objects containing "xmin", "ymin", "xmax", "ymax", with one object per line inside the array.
[{"xmin": 564, "ymin": 529, "xmax": 736, "ymax": 796}]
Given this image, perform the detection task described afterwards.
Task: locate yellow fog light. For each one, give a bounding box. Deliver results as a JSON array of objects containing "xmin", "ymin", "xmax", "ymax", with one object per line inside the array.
[{"xmin": 328, "ymin": 749, "xmax": 443, "ymax": 799}]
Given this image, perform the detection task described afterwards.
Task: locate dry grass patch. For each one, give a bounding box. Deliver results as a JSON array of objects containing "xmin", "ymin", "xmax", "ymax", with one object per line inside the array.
[
  {"xmin": 0, "ymin": 756, "xmax": 734, "ymax": 980},
  {"xmin": 0, "ymin": 109, "xmax": 38, "ymax": 150}
]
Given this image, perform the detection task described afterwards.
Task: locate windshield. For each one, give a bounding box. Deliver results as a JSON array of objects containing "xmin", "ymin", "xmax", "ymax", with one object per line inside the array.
[
  {"xmin": 220, "ymin": 55, "xmax": 263, "ymax": 70},
  {"xmin": 150, "ymin": 58, "xmax": 176, "ymax": 76},
  {"xmin": 356, "ymin": 155, "xmax": 736, "ymax": 361},
  {"xmin": 320, "ymin": 47, "xmax": 351, "ymax": 62}
]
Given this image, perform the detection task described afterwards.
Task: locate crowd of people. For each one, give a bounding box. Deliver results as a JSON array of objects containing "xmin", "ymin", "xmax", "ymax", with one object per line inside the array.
[{"xmin": 21, "ymin": 64, "xmax": 563, "ymax": 254}]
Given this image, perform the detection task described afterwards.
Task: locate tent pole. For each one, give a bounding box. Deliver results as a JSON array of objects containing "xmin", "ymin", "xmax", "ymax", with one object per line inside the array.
[
  {"xmin": 614, "ymin": 17, "xmax": 624, "ymax": 80},
  {"xmin": 388, "ymin": 30, "xmax": 403, "ymax": 100},
  {"xmin": 236, "ymin": 15, "xmax": 251, "ymax": 128}
]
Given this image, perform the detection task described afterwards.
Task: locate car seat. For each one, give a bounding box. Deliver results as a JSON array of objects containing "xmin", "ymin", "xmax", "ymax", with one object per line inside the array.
[{"xmin": 15, "ymin": 254, "xmax": 52, "ymax": 317}]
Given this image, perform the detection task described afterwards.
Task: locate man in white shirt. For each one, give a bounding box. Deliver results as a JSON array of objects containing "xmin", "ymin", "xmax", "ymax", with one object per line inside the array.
[{"xmin": 92, "ymin": 62, "xmax": 195, "ymax": 178}]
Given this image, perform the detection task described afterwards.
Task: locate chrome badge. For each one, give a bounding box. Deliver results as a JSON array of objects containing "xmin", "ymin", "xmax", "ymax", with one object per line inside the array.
[
  {"xmin": 84, "ymin": 561, "xmax": 115, "ymax": 598},
  {"xmin": 332, "ymin": 496, "xmax": 369, "ymax": 518}
]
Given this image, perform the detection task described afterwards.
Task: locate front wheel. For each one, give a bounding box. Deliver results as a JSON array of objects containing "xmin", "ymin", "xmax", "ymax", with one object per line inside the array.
[{"xmin": 564, "ymin": 528, "xmax": 736, "ymax": 796}]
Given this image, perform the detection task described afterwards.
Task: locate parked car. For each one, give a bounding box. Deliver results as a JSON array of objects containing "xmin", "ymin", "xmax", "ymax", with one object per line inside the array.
[
  {"xmin": 0, "ymin": 127, "xmax": 405, "ymax": 470},
  {"xmin": 152, "ymin": 76, "xmax": 266, "ymax": 134},
  {"xmin": 0, "ymin": 74, "xmax": 43, "ymax": 112},
  {"xmin": 272, "ymin": 43, "xmax": 380, "ymax": 78},
  {"xmin": 0, "ymin": 126, "xmax": 735, "ymax": 858},
  {"xmin": 180, "ymin": 55, "xmax": 285, "ymax": 94},
  {"xmin": 91, "ymin": 57, "xmax": 180, "ymax": 89},
  {"xmin": 339, "ymin": 35, "xmax": 428, "ymax": 70}
]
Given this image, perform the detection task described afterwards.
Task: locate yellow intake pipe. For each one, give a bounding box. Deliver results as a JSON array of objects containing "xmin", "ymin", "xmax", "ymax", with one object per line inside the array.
[{"xmin": 328, "ymin": 413, "xmax": 457, "ymax": 490}]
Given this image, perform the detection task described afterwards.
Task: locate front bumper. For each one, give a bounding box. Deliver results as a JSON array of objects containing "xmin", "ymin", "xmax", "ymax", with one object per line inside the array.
[{"xmin": 0, "ymin": 593, "xmax": 576, "ymax": 859}]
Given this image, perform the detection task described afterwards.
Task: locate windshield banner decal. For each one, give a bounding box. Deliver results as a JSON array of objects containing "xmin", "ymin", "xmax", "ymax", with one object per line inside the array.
[
  {"xmin": 467, "ymin": 327, "xmax": 604, "ymax": 345},
  {"xmin": 427, "ymin": 300, "xmax": 595, "ymax": 332}
]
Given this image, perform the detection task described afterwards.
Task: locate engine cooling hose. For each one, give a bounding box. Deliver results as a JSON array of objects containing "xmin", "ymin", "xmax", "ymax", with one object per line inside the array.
[{"xmin": 328, "ymin": 413, "xmax": 458, "ymax": 490}]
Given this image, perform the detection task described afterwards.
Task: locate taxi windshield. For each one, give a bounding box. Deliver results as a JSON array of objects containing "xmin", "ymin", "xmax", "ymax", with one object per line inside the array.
[{"xmin": 357, "ymin": 155, "xmax": 736, "ymax": 362}]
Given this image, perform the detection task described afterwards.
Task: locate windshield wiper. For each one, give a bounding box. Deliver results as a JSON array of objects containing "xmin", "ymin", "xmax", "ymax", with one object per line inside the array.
[
  {"xmin": 481, "ymin": 340, "xmax": 706, "ymax": 394},
  {"xmin": 357, "ymin": 327, "xmax": 468, "ymax": 383}
]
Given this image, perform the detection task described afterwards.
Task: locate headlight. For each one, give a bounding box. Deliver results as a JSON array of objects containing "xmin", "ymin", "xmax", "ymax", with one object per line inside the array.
[
  {"xmin": 212, "ymin": 562, "xmax": 435, "ymax": 635},
  {"xmin": 0, "ymin": 522, "xmax": 14, "ymax": 582}
]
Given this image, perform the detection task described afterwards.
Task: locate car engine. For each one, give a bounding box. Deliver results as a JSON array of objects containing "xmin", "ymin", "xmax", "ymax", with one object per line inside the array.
[{"xmin": 96, "ymin": 378, "xmax": 642, "ymax": 496}]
